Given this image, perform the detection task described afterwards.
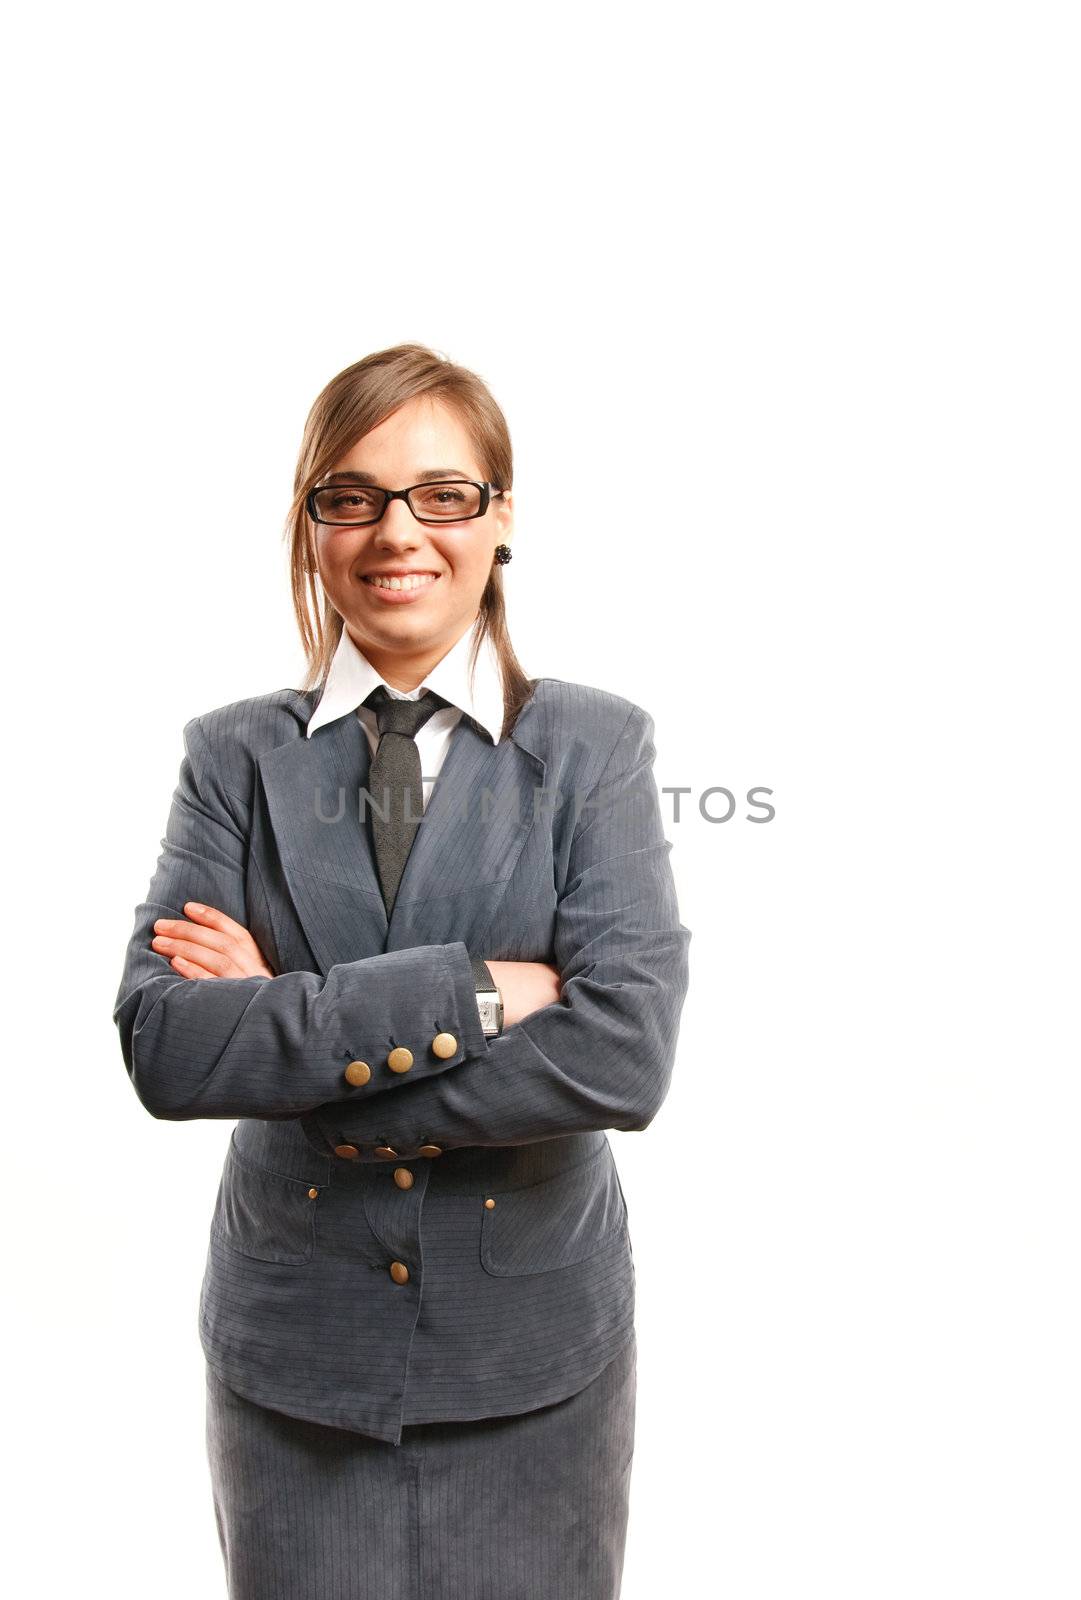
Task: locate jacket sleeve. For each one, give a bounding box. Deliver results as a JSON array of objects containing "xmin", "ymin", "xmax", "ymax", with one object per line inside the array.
[
  {"xmin": 307, "ymin": 703, "xmax": 692, "ymax": 1157},
  {"xmin": 112, "ymin": 714, "xmax": 489, "ymax": 1121}
]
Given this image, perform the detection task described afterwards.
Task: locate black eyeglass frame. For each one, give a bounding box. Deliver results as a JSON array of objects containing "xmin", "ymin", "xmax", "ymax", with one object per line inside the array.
[{"xmin": 306, "ymin": 478, "xmax": 506, "ymax": 527}]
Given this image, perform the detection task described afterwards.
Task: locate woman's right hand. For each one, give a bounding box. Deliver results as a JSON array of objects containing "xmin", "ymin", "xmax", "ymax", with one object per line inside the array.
[
  {"xmin": 151, "ymin": 902, "xmax": 275, "ymax": 980},
  {"xmin": 484, "ymin": 960, "xmax": 563, "ymax": 1028}
]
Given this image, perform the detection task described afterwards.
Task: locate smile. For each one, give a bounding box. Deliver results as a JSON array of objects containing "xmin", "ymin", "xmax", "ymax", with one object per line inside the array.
[{"xmin": 362, "ymin": 573, "xmax": 441, "ymax": 592}]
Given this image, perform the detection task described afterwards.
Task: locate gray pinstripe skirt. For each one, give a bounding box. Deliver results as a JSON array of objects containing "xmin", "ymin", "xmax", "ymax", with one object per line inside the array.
[{"xmin": 204, "ymin": 1330, "xmax": 637, "ymax": 1600}]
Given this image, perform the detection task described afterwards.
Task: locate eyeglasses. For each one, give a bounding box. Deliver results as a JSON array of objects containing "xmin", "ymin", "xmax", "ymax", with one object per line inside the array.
[{"xmin": 307, "ymin": 479, "xmax": 505, "ymax": 527}]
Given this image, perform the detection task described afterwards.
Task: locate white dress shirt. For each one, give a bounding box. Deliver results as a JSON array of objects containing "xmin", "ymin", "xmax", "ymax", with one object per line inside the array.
[{"xmin": 305, "ymin": 617, "xmax": 507, "ymax": 812}]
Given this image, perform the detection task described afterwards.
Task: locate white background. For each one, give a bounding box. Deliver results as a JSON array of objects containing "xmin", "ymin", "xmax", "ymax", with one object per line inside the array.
[{"xmin": 4, "ymin": 2, "xmax": 1078, "ymax": 1595}]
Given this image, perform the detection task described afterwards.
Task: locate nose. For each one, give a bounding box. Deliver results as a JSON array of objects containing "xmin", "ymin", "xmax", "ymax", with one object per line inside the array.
[{"xmin": 372, "ymin": 497, "xmax": 422, "ymax": 547}]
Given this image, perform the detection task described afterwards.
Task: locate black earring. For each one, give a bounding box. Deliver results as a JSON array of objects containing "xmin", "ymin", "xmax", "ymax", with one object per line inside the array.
[{"xmin": 494, "ymin": 544, "xmax": 513, "ymax": 565}]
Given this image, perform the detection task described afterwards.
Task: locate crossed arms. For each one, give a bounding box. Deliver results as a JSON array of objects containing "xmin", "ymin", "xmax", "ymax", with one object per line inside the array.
[{"xmin": 112, "ymin": 704, "xmax": 691, "ymax": 1150}]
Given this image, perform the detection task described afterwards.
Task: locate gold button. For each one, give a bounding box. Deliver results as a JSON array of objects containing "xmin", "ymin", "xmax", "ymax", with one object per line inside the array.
[
  {"xmin": 334, "ymin": 1144, "xmax": 360, "ymax": 1161},
  {"xmin": 484, "ymin": 1197, "xmax": 496, "ymax": 1209},
  {"xmin": 308, "ymin": 1187, "xmax": 319, "ymax": 1199},
  {"xmin": 387, "ymin": 1046, "xmax": 414, "ymax": 1074},
  {"xmin": 393, "ymin": 1168, "xmax": 414, "ymax": 1189},
  {"xmin": 390, "ymin": 1261, "xmax": 410, "ymax": 1284},
  {"xmin": 431, "ymin": 1032, "xmax": 457, "ymax": 1059},
  {"xmin": 344, "ymin": 1059, "xmax": 371, "ymax": 1086},
  {"xmin": 374, "ymin": 1145, "xmax": 399, "ymax": 1159},
  {"xmin": 417, "ymin": 1144, "xmax": 443, "ymax": 1158}
]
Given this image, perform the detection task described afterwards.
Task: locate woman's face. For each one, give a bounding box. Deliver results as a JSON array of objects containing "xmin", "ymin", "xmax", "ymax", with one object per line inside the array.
[{"xmin": 312, "ymin": 394, "xmax": 513, "ymax": 675}]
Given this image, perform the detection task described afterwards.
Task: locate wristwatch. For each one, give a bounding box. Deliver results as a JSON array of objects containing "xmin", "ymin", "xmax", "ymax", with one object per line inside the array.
[{"xmin": 470, "ymin": 956, "xmax": 504, "ymax": 1038}]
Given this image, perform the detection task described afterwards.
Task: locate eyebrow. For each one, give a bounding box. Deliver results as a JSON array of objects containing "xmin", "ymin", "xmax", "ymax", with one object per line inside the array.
[{"xmin": 321, "ymin": 468, "xmax": 473, "ymax": 486}]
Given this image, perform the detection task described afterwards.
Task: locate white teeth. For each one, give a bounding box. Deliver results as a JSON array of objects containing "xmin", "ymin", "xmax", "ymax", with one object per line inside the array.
[{"xmin": 364, "ymin": 573, "xmax": 438, "ymax": 591}]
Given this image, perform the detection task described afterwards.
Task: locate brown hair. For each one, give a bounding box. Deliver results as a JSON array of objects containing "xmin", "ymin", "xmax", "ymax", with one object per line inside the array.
[{"xmin": 285, "ymin": 343, "xmax": 535, "ymax": 738}]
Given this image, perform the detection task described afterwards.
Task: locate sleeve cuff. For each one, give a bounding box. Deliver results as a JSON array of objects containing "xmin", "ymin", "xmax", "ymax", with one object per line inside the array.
[{"xmin": 444, "ymin": 941, "xmax": 491, "ymax": 1060}]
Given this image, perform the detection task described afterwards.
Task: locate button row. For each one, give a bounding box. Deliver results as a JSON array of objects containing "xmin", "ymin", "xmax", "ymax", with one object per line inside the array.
[
  {"xmin": 342, "ymin": 1031, "xmax": 458, "ymax": 1089},
  {"xmin": 333, "ymin": 1141, "xmax": 443, "ymax": 1161}
]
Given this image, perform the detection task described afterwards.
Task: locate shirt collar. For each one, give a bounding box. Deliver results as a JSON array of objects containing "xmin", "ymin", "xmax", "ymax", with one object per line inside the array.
[{"xmin": 305, "ymin": 617, "xmax": 506, "ymax": 744}]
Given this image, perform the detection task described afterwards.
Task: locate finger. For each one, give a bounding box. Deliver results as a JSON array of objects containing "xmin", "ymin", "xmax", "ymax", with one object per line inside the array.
[
  {"xmin": 168, "ymin": 948, "xmax": 270, "ymax": 981},
  {"xmin": 155, "ymin": 911, "xmax": 265, "ymax": 966},
  {"xmin": 152, "ymin": 930, "xmax": 232, "ymax": 965},
  {"xmin": 171, "ymin": 955, "xmax": 220, "ymax": 980},
  {"xmin": 153, "ymin": 917, "xmax": 233, "ymax": 958},
  {"xmin": 153, "ymin": 936, "xmax": 244, "ymax": 978},
  {"xmin": 181, "ymin": 902, "xmax": 254, "ymax": 942}
]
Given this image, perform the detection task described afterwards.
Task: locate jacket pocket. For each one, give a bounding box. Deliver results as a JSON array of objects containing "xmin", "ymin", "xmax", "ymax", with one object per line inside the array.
[
  {"xmin": 210, "ymin": 1130, "xmax": 320, "ymax": 1265},
  {"xmin": 479, "ymin": 1144, "xmax": 628, "ymax": 1277}
]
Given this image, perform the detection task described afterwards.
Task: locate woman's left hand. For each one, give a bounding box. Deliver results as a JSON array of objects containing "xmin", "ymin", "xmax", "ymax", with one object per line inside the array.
[{"xmin": 151, "ymin": 902, "xmax": 275, "ymax": 980}]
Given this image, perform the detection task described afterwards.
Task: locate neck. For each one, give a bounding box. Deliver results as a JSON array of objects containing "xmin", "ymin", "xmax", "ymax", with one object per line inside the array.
[{"xmin": 346, "ymin": 618, "xmax": 476, "ymax": 693}]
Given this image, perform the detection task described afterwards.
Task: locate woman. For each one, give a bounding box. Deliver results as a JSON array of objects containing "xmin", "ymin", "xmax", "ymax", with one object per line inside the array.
[{"xmin": 113, "ymin": 343, "xmax": 691, "ymax": 1599}]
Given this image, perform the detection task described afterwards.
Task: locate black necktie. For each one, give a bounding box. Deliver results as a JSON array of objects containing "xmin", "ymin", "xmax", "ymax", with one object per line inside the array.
[{"xmin": 363, "ymin": 686, "xmax": 450, "ymax": 914}]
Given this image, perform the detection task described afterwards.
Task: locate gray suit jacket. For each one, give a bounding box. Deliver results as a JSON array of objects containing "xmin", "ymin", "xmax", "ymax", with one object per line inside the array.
[{"xmin": 113, "ymin": 676, "xmax": 691, "ymax": 1444}]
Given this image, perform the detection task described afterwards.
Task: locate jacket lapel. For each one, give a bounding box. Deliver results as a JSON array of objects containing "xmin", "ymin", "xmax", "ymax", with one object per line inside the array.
[{"xmin": 257, "ymin": 702, "xmax": 546, "ymax": 974}]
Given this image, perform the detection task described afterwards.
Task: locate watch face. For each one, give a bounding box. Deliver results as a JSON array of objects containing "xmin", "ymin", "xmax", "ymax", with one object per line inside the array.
[{"xmin": 477, "ymin": 997, "xmax": 501, "ymax": 1034}]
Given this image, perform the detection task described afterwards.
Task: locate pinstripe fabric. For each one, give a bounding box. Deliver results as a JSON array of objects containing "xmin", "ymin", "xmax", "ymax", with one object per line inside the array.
[
  {"xmin": 114, "ymin": 676, "xmax": 691, "ymax": 1445},
  {"xmin": 205, "ymin": 1331, "xmax": 637, "ymax": 1599},
  {"xmin": 199, "ymin": 1130, "xmax": 637, "ymax": 1438}
]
